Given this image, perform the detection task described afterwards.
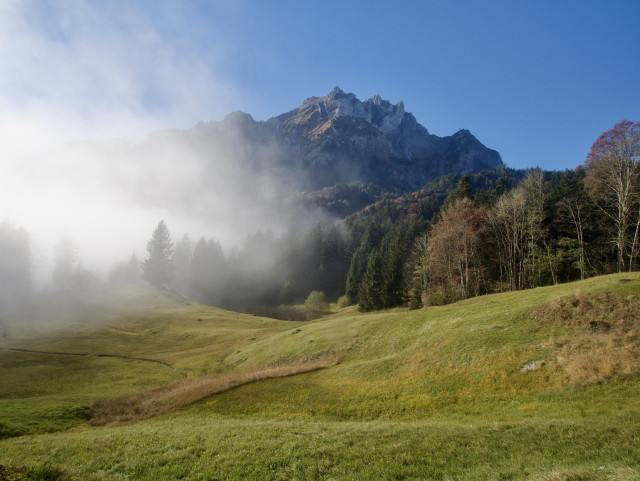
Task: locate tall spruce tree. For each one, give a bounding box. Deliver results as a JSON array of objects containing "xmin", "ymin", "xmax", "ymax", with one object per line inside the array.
[
  {"xmin": 345, "ymin": 223, "xmax": 383, "ymax": 305},
  {"xmin": 172, "ymin": 234, "xmax": 193, "ymax": 294},
  {"xmin": 358, "ymin": 248, "xmax": 384, "ymax": 311},
  {"xmin": 380, "ymin": 226, "xmax": 406, "ymax": 308},
  {"xmin": 188, "ymin": 237, "xmax": 225, "ymax": 303},
  {"xmin": 52, "ymin": 236, "xmax": 78, "ymax": 290},
  {"xmin": 141, "ymin": 220, "xmax": 174, "ymax": 289}
]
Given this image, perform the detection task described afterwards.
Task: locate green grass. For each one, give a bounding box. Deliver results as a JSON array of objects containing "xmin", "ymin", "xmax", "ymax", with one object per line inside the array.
[
  {"xmin": 1, "ymin": 416, "xmax": 638, "ymax": 480},
  {"xmin": 1, "ymin": 275, "xmax": 640, "ymax": 479}
]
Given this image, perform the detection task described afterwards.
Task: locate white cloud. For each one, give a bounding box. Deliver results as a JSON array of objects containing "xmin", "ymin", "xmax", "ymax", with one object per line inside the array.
[{"xmin": 0, "ymin": 0, "xmax": 238, "ymax": 147}]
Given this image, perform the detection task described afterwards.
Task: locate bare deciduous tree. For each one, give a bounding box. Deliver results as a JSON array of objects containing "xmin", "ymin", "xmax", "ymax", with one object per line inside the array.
[
  {"xmin": 488, "ymin": 187, "xmax": 528, "ymax": 291},
  {"xmin": 584, "ymin": 120, "xmax": 640, "ymax": 272}
]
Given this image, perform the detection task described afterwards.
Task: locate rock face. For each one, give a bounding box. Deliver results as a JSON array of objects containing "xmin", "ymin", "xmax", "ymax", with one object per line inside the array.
[
  {"xmin": 261, "ymin": 87, "xmax": 502, "ymax": 190},
  {"xmin": 154, "ymin": 87, "xmax": 502, "ymax": 193}
]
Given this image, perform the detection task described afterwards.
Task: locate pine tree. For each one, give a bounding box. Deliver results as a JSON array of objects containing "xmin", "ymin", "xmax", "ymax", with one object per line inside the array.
[
  {"xmin": 345, "ymin": 223, "xmax": 383, "ymax": 304},
  {"xmin": 358, "ymin": 248, "xmax": 383, "ymax": 311},
  {"xmin": 141, "ymin": 220, "xmax": 174, "ymax": 289},
  {"xmin": 108, "ymin": 252, "xmax": 140, "ymax": 285},
  {"xmin": 172, "ymin": 234, "xmax": 193, "ymax": 294},
  {"xmin": 188, "ymin": 237, "xmax": 225, "ymax": 303},
  {"xmin": 126, "ymin": 253, "xmax": 140, "ymax": 284},
  {"xmin": 439, "ymin": 175, "xmax": 474, "ymax": 216},
  {"xmin": 52, "ymin": 236, "xmax": 78, "ymax": 290},
  {"xmin": 380, "ymin": 226, "xmax": 406, "ymax": 308}
]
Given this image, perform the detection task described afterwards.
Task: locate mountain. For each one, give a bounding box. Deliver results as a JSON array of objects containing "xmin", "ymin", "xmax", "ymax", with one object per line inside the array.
[
  {"xmin": 185, "ymin": 87, "xmax": 502, "ymax": 193},
  {"xmin": 266, "ymin": 86, "xmax": 502, "ymax": 190},
  {"xmin": 85, "ymin": 87, "xmax": 503, "ymax": 232}
]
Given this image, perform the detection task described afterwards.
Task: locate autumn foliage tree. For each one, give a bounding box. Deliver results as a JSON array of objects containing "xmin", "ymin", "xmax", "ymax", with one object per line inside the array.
[
  {"xmin": 584, "ymin": 120, "xmax": 640, "ymax": 272},
  {"xmin": 423, "ymin": 198, "xmax": 488, "ymax": 304}
]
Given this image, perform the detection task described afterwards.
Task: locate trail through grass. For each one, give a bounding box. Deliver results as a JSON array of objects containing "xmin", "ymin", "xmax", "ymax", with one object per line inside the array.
[{"xmin": 92, "ymin": 353, "xmax": 344, "ymax": 425}]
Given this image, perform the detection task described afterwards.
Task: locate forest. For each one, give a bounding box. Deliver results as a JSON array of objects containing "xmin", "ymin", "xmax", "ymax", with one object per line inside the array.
[{"xmin": 1, "ymin": 121, "xmax": 639, "ymax": 320}]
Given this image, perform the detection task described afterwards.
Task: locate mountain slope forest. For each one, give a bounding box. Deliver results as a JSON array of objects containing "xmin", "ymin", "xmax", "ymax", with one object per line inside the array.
[
  {"xmin": 1, "ymin": 110, "xmax": 639, "ymax": 321},
  {"xmin": 138, "ymin": 119, "xmax": 637, "ymax": 315}
]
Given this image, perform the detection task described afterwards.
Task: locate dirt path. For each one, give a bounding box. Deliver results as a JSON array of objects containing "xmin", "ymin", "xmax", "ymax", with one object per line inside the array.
[{"xmin": 91, "ymin": 352, "xmax": 345, "ymax": 426}]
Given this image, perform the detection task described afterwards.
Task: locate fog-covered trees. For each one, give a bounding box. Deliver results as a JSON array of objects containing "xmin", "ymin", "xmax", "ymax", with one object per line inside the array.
[
  {"xmin": 304, "ymin": 290, "xmax": 328, "ymax": 318},
  {"xmin": 108, "ymin": 253, "xmax": 140, "ymax": 285},
  {"xmin": 52, "ymin": 236, "xmax": 79, "ymax": 289},
  {"xmin": 171, "ymin": 234, "xmax": 194, "ymax": 295},
  {"xmin": 0, "ymin": 221, "xmax": 31, "ymax": 305},
  {"xmin": 47, "ymin": 121, "xmax": 640, "ymax": 313},
  {"xmin": 141, "ymin": 220, "xmax": 174, "ymax": 288},
  {"xmin": 188, "ymin": 237, "xmax": 225, "ymax": 303}
]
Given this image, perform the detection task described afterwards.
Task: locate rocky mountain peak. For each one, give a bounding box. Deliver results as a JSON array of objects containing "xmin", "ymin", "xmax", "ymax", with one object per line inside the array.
[
  {"xmin": 277, "ymin": 87, "xmax": 414, "ymax": 139},
  {"xmin": 260, "ymin": 87, "xmax": 502, "ymax": 188},
  {"xmin": 189, "ymin": 87, "xmax": 502, "ymax": 192}
]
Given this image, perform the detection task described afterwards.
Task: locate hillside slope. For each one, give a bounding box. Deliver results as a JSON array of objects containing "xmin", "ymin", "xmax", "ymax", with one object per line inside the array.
[{"xmin": 1, "ymin": 274, "xmax": 639, "ymax": 480}]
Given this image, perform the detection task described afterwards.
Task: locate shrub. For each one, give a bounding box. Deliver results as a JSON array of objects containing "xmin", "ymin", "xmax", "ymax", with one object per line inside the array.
[
  {"xmin": 304, "ymin": 291, "xmax": 328, "ymax": 319},
  {"xmin": 337, "ymin": 295, "xmax": 349, "ymax": 308}
]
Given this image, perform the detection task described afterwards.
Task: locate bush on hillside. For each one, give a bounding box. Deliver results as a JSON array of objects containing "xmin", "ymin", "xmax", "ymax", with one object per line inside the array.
[{"xmin": 305, "ymin": 291, "xmax": 329, "ymax": 319}]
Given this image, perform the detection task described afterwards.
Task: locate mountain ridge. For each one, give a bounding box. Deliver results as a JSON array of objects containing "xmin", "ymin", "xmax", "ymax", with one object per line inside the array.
[{"xmin": 187, "ymin": 86, "xmax": 502, "ymax": 192}]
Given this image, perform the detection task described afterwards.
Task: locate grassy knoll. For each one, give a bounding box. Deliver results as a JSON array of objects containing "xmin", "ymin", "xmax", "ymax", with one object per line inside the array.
[
  {"xmin": 1, "ymin": 275, "xmax": 640, "ymax": 479},
  {"xmin": 0, "ymin": 286, "xmax": 301, "ymax": 437}
]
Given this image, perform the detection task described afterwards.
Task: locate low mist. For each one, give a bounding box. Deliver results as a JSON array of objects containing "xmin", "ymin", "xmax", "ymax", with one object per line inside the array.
[
  {"xmin": 0, "ymin": 2, "xmax": 349, "ymax": 339},
  {"xmin": 0, "ymin": 2, "xmax": 330, "ymax": 282}
]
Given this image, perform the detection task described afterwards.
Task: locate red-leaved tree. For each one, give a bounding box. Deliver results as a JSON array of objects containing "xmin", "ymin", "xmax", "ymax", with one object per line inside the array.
[{"xmin": 584, "ymin": 121, "xmax": 640, "ymax": 272}]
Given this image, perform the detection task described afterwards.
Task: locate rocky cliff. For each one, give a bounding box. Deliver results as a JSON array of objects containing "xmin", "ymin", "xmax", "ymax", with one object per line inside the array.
[
  {"xmin": 131, "ymin": 87, "xmax": 502, "ymax": 213},
  {"xmin": 263, "ymin": 87, "xmax": 502, "ymax": 190}
]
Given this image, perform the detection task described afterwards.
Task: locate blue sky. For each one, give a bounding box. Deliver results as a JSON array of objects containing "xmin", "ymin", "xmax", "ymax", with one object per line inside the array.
[
  {"xmin": 2, "ymin": 0, "xmax": 639, "ymax": 171},
  {"xmin": 0, "ymin": 0, "xmax": 639, "ymax": 277}
]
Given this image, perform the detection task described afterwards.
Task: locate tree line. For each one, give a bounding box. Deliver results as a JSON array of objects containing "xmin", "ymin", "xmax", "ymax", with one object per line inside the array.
[
  {"xmin": 2, "ymin": 120, "xmax": 638, "ymax": 318},
  {"xmin": 403, "ymin": 120, "xmax": 640, "ymax": 307},
  {"xmin": 129, "ymin": 120, "xmax": 640, "ymax": 314}
]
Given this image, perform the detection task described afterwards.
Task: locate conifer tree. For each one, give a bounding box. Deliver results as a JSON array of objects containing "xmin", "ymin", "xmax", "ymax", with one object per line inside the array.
[
  {"xmin": 141, "ymin": 220, "xmax": 174, "ymax": 289},
  {"xmin": 52, "ymin": 236, "xmax": 78, "ymax": 290},
  {"xmin": 188, "ymin": 237, "xmax": 225, "ymax": 303},
  {"xmin": 172, "ymin": 234, "xmax": 193, "ymax": 294},
  {"xmin": 380, "ymin": 226, "xmax": 406, "ymax": 308},
  {"xmin": 345, "ymin": 223, "xmax": 383, "ymax": 304},
  {"xmin": 358, "ymin": 248, "xmax": 383, "ymax": 311}
]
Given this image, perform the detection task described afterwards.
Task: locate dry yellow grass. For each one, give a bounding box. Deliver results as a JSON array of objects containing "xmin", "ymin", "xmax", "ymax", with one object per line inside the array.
[
  {"xmin": 533, "ymin": 291, "xmax": 640, "ymax": 385},
  {"xmin": 91, "ymin": 352, "xmax": 344, "ymax": 425}
]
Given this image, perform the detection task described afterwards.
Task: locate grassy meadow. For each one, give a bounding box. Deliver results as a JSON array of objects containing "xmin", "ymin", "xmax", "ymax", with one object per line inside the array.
[{"xmin": 1, "ymin": 275, "xmax": 639, "ymax": 480}]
